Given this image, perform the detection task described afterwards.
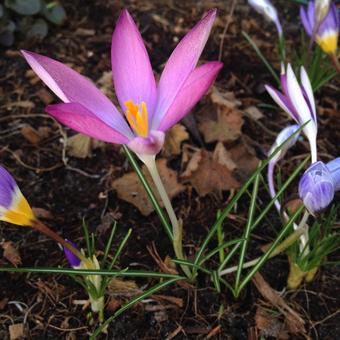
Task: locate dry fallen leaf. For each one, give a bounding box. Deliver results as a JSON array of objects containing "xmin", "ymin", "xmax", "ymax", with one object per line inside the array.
[
  {"xmin": 1, "ymin": 241, "xmax": 22, "ymax": 267},
  {"xmin": 108, "ymin": 278, "xmax": 141, "ymax": 296},
  {"xmin": 9, "ymin": 323, "xmax": 25, "ymax": 340},
  {"xmin": 21, "ymin": 125, "xmax": 42, "ymax": 144},
  {"xmin": 162, "ymin": 124, "xmax": 189, "ymax": 157},
  {"xmin": 67, "ymin": 133, "xmax": 104, "ymax": 158},
  {"xmin": 112, "ymin": 159, "xmax": 185, "ymax": 216},
  {"xmin": 20, "ymin": 125, "xmax": 51, "ymax": 145},
  {"xmin": 228, "ymin": 142, "xmax": 260, "ymax": 181},
  {"xmin": 97, "ymin": 71, "xmax": 115, "ymax": 99},
  {"xmin": 244, "ymin": 106, "xmax": 264, "ymax": 121},
  {"xmin": 252, "ymin": 273, "xmax": 306, "ymax": 336},
  {"xmin": 181, "ymin": 143, "xmax": 240, "ymax": 196},
  {"xmin": 255, "ymin": 307, "xmax": 289, "ymax": 339},
  {"xmin": 198, "ymin": 88, "xmax": 244, "ymax": 143},
  {"xmin": 36, "ymin": 88, "xmax": 54, "ymax": 105}
]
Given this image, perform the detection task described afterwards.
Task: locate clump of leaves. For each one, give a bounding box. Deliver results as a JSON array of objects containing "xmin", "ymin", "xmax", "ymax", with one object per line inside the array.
[{"xmin": 0, "ymin": 0, "xmax": 66, "ymax": 46}]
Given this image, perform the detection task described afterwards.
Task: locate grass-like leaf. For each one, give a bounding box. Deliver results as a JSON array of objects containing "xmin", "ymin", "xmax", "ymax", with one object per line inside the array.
[{"xmin": 90, "ymin": 277, "xmax": 181, "ymax": 339}]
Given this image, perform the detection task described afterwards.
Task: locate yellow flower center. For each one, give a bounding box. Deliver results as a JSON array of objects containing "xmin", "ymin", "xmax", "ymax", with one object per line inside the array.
[
  {"xmin": 316, "ymin": 32, "xmax": 338, "ymax": 54},
  {"xmin": 124, "ymin": 100, "xmax": 149, "ymax": 138},
  {"xmin": 1, "ymin": 189, "xmax": 35, "ymax": 226}
]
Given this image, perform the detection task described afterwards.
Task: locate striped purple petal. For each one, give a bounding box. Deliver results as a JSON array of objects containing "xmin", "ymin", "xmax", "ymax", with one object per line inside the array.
[
  {"xmin": 64, "ymin": 239, "xmax": 81, "ymax": 268},
  {"xmin": 0, "ymin": 166, "xmax": 17, "ymax": 209}
]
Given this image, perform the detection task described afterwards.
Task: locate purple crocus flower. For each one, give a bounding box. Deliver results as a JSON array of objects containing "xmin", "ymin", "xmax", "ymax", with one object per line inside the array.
[
  {"xmin": 64, "ymin": 239, "xmax": 81, "ymax": 268},
  {"xmin": 265, "ymin": 64, "xmax": 318, "ymax": 163},
  {"xmin": 248, "ymin": 0, "xmax": 283, "ymax": 37},
  {"xmin": 300, "ymin": 1, "xmax": 339, "ymax": 54},
  {"xmin": 21, "ymin": 9, "xmax": 222, "ymax": 157},
  {"xmin": 299, "ymin": 158, "xmax": 340, "ymax": 214},
  {"xmin": 0, "ymin": 166, "xmax": 34, "ymax": 226}
]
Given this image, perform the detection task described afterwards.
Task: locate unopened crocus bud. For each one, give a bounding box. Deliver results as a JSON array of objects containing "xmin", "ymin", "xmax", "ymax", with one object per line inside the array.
[
  {"xmin": 0, "ymin": 166, "xmax": 35, "ymax": 226},
  {"xmin": 64, "ymin": 240, "xmax": 81, "ymax": 268},
  {"xmin": 299, "ymin": 161, "xmax": 335, "ymax": 214},
  {"xmin": 248, "ymin": 0, "xmax": 283, "ymax": 36}
]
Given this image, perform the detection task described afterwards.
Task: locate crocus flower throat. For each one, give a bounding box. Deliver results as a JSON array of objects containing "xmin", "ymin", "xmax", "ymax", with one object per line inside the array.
[{"xmin": 125, "ymin": 100, "xmax": 149, "ymax": 137}]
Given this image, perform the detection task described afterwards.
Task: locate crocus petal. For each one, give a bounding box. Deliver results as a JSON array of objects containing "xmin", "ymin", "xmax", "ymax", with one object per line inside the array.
[
  {"xmin": 300, "ymin": 66, "xmax": 317, "ymax": 123},
  {"xmin": 46, "ymin": 103, "xmax": 130, "ymax": 144},
  {"xmin": 157, "ymin": 61, "xmax": 223, "ymax": 131},
  {"xmin": 0, "ymin": 166, "xmax": 17, "ymax": 209},
  {"xmin": 111, "ymin": 10, "xmax": 157, "ymax": 115},
  {"xmin": 326, "ymin": 157, "xmax": 340, "ymax": 191},
  {"xmin": 299, "ymin": 161, "xmax": 335, "ymax": 214},
  {"xmin": 265, "ymin": 85, "xmax": 299, "ymax": 122},
  {"xmin": 64, "ymin": 240, "xmax": 81, "ymax": 268},
  {"xmin": 286, "ymin": 64, "xmax": 313, "ymax": 125},
  {"xmin": 153, "ymin": 9, "xmax": 216, "ymax": 128},
  {"xmin": 0, "ymin": 167, "xmax": 34, "ymax": 226},
  {"xmin": 300, "ymin": 5, "xmax": 312, "ymax": 36},
  {"xmin": 268, "ymin": 124, "xmax": 300, "ymax": 163},
  {"xmin": 21, "ymin": 50, "xmax": 133, "ymax": 138}
]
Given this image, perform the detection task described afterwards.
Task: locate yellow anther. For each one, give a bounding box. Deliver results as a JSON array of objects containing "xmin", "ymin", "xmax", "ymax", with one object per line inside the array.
[{"xmin": 125, "ymin": 100, "xmax": 149, "ymax": 138}]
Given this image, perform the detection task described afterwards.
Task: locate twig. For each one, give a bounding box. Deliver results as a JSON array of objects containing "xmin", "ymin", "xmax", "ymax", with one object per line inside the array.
[{"xmin": 218, "ymin": 0, "xmax": 237, "ymax": 61}]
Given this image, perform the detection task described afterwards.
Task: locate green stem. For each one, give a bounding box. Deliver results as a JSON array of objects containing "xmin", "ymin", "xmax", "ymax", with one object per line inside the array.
[
  {"xmin": 32, "ymin": 219, "xmax": 87, "ymax": 263},
  {"xmin": 122, "ymin": 145, "xmax": 173, "ymax": 241},
  {"xmin": 139, "ymin": 154, "xmax": 191, "ymax": 278}
]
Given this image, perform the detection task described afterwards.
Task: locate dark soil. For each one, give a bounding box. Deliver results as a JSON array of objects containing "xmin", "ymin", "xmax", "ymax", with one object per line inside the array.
[{"xmin": 0, "ymin": 0, "xmax": 339, "ymax": 339}]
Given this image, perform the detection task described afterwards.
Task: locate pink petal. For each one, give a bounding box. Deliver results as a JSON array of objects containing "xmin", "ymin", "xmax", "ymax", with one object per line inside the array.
[
  {"xmin": 111, "ymin": 10, "xmax": 157, "ymax": 116},
  {"xmin": 21, "ymin": 50, "xmax": 133, "ymax": 139},
  {"xmin": 157, "ymin": 61, "xmax": 222, "ymax": 131},
  {"xmin": 46, "ymin": 103, "xmax": 130, "ymax": 144},
  {"xmin": 153, "ymin": 9, "xmax": 216, "ymax": 128}
]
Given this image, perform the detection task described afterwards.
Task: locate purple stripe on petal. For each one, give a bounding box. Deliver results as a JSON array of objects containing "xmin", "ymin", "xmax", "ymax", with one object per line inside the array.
[
  {"xmin": 21, "ymin": 50, "xmax": 133, "ymax": 139},
  {"xmin": 64, "ymin": 239, "xmax": 81, "ymax": 268},
  {"xmin": 0, "ymin": 166, "xmax": 17, "ymax": 209},
  {"xmin": 265, "ymin": 85, "xmax": 299, "ymax": 122},
  {"xmin": 157, "ymin": 61, "xmax": 222, "ymax": 131},
  {"xmin": 111, "ymin": 10, "xmax": 157, "ymax": 117},
  {"xmin": 46, "ymin": 103, "xmax": 130, "ymax": 144},
  {"xmin": 300, "ymin": 67, "xmax": 317, "ymax": 123},
  {"xmin": 299, "ymin": 161, "xmax": 335, "ymax": 214},
  {"xmin": 153, "ymin": 9, "xmax": 216, "ymax": 129}
]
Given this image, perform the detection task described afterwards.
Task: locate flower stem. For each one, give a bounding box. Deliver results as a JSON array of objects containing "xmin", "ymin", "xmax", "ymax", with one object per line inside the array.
[
  {"xmin": 141, "ymin": 155, "xmax": 191, "ymax": 278},
  {"xmin": 31, "ymin": 219, "xmax": 87, "ymax": 263},
  {"xmin": 330, "ymin": 53, "xmax": 340, "ymax": 73},
  {"xmin": 267, "ymin": 161, "xmax": 305, "ymax": 253}
]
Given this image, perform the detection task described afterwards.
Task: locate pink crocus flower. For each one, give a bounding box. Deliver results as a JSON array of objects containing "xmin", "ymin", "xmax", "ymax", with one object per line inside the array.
[{"xmin": 22, "ymin": 9, "xmax": 222, "ymax": 157}]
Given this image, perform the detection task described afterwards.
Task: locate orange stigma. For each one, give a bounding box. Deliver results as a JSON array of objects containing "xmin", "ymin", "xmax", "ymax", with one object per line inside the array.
[{"xmin": 125, "ymin": 100, "xmax": 149, "ymax": 138}]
